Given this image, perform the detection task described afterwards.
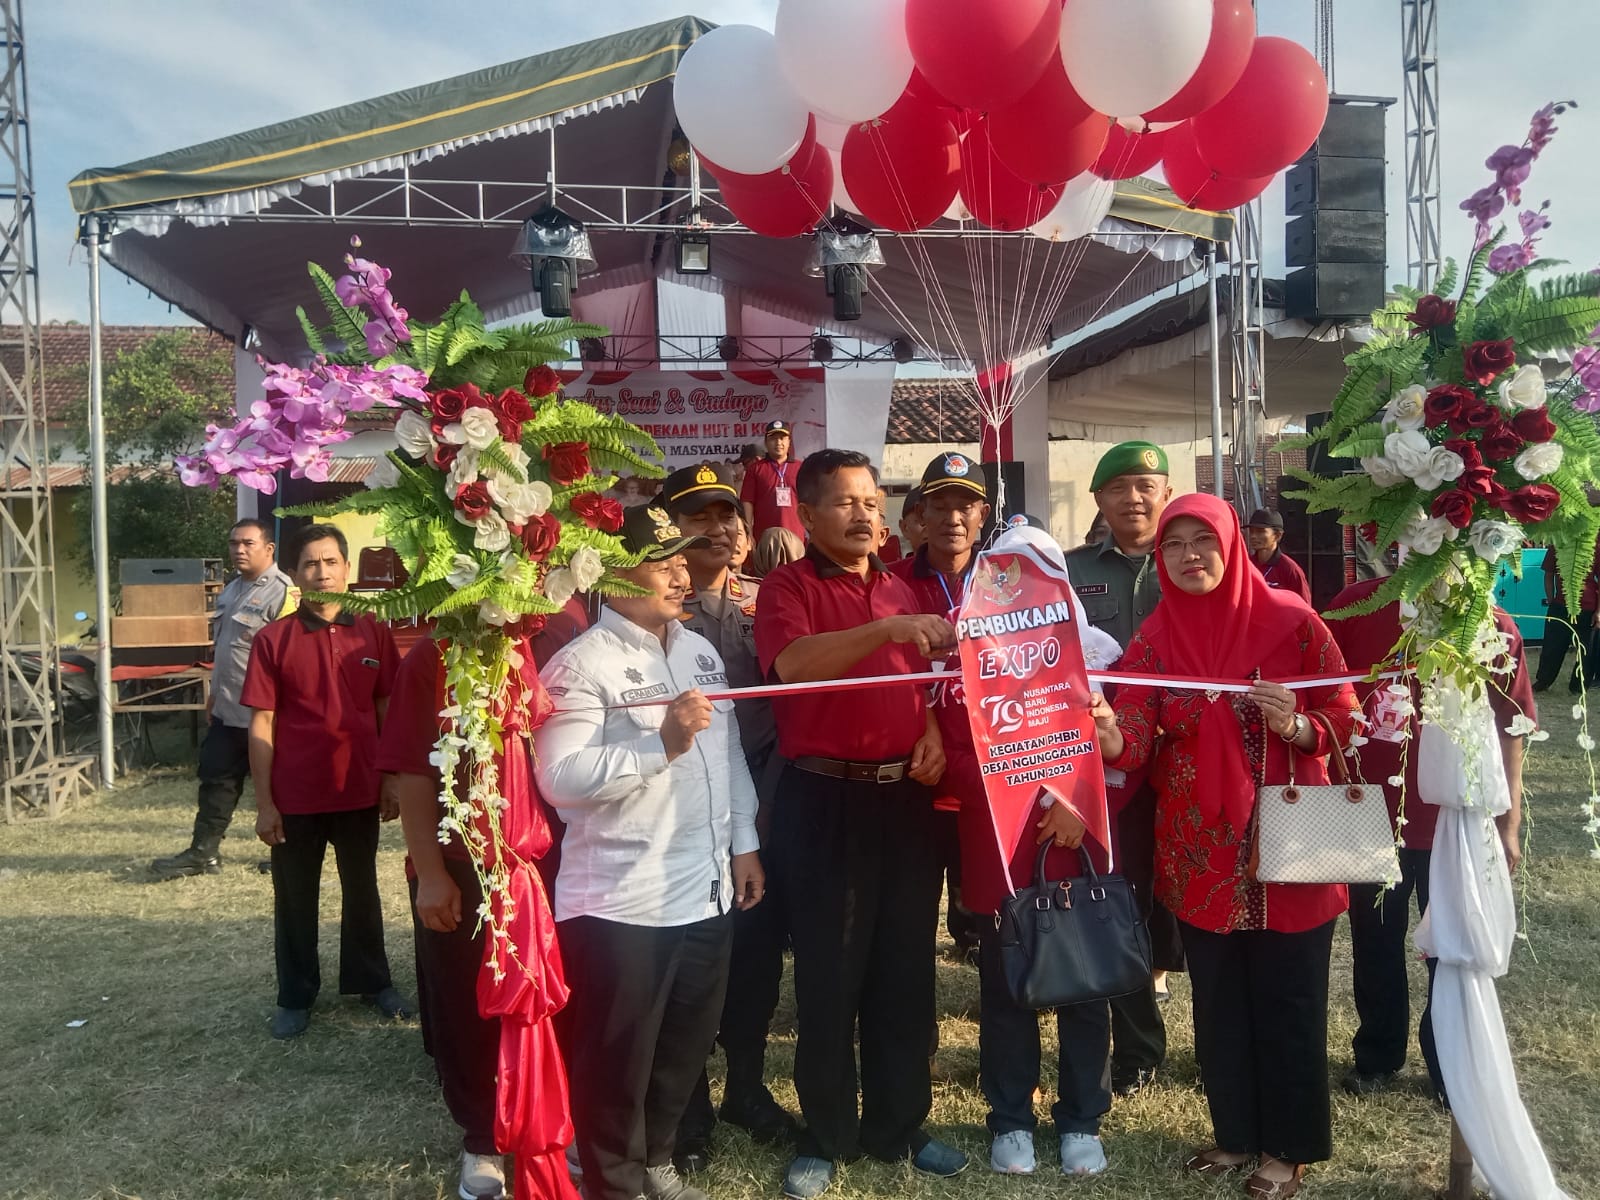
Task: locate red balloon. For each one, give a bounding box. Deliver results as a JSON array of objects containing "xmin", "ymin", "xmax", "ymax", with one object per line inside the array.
[
  {"xmin": 1191, "ymin": 36, "xmax": 1330, "ymax": 178},
  {"xmin": 906, "ymin": 0, "xmax": 1061, "ymax": 111},
  {"xmin": 904, "ymin": 66, "xmax": 959, "ymax": 111},
  {"xmin": 720, "ymin": 147, "xmax": 835, "ymax": 238},
  {"xmin": 1144, "ymin": 0, "xmax": 1256, "ymax": 123},
  {"xmin": 959, "ymin": 119, "xmax": 1065, "ymax": 231},
  {"xmin": 840, "ymin": 94, "xmax": 961, "ymax": 232},
  {"xmin": 989, "ymin": 58, "xmax": 1108, "ymax": 184},
  {"xmin": 1090, "ymin": 124, "xmax": 1170, "ymax": 181},
  {"xmin": 702, "ymin": 116, "xmax": 819, "ymax": 195},
  {"xmin": 1161, "ymin": 123, "xmax": 1272, "ymax": 209}
]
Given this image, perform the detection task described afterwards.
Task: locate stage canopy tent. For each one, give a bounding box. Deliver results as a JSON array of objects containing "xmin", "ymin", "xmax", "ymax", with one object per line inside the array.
[{"xmin": 69, "ymin": 15, "xmax": 1230, "ymax": 374}]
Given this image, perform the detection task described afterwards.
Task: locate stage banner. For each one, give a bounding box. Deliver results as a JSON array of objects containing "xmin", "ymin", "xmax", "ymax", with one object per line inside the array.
[
  {"xmin": 557, "ymin": 368, "xmax": 826, "ymax": 468},
  {"xmin": 957, "ymin": 538, "xmax": 1112, "ymax": 887}
]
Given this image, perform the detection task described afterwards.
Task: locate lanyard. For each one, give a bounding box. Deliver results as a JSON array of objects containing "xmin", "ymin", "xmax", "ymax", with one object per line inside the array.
[
  {"xmin": 935, "ymin": 570, "xmax": 960, "ymax": 615},
  {"xmin": 769, "ymin": 460, "xmax": 789, "ymax": 487}
]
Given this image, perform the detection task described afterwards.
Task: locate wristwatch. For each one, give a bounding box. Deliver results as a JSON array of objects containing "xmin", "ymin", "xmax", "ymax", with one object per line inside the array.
[{"xmin": 1281, "ymin": 712, "xmax": 1309, "ymax": 743}]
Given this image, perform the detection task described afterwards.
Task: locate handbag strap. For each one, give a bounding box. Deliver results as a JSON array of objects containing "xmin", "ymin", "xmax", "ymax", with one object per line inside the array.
[
  {"xmin": 1031, "ymin": 837, "xmax": 1099, "ymax": 889},
  {"xmin": 1303, "ymin": 709, "xmax": 1364, "ymax": 784}
]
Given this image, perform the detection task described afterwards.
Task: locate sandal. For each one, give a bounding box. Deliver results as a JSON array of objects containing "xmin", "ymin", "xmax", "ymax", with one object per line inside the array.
[
  {"xmin": 1184, "ymin": 1148, "xmax": 1252, "ymax": 1176},
  {"xmin": 1244, "ymin": 1162, "xmax": 1306, "ymax": 1199}
]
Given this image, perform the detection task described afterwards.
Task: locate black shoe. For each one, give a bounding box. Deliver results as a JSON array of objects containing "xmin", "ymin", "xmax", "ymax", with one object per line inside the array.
[
  {"xmin": 720, "ymin": 1086, "xmax": 800, "ymax": 1145},
  {"xmin": 270, "ymin": 1007, "xmax": 310, "ymax": 1039},
  {"xmin": 671, "ymin": 1142, "xmax": 712, "ymax": 1176},
  {"xmin": 1339, "ymin": 1067, "xmax": 1399, "ymax": 1096},
  {"xmin": 1111, "ymin": 1066, "xmax": 1157, "ymax": 1097},
  {"xmin": 363, "ymin": 986, "xmax": 414, "ymax": 1019},
  {"xmin": 151, "ymin": 846, "xmax": 221, "ymax": 879}
]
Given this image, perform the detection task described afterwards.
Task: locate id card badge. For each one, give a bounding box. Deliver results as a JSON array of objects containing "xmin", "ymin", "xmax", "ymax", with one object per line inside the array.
[
  {"xmin": 1369, "ymin": 687, "xmax": 1410, "ymax": 743},
  {"xmin": 774, "ymin": 485, "xmax": 795, "ymax": 508}
]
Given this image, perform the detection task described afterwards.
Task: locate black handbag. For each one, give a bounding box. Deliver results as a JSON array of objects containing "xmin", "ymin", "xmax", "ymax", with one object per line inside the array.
[{"xmin": 997, "ymin": 841, "xmax": 1153, "ymax": 1010}]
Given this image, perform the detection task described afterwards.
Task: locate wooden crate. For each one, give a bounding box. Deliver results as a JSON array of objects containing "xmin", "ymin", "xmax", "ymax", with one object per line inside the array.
[
  {"xmin": 111, "ymin": 614, "xmax": 212, "ymax": 648},
  {"xmin": 121, "ymin": 583, "xmax": 212, "ymax": 617}
]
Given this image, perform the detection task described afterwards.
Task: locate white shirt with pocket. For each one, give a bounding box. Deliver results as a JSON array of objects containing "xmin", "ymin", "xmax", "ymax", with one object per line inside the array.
[{"xmin": 535, "ymin": 606, "xmax": 759, "ymax": 927}]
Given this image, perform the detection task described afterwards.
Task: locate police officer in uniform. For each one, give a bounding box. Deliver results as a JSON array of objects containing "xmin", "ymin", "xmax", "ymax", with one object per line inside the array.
[
  {"xmin": 664, "ymin": 463, "xmax": 798, "ymax": 1171},
  {"xmin": 1063, "ymin": 441, "xmax": 1182, "ymax": 1095}
]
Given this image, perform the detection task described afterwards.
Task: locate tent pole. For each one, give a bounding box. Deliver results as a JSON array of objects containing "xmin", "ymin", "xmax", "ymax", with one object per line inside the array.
[
  {"xmin": 85, "ymin": 218, "xmax": 115, "ymax": 787},
  {"xmin": 1206, "ymin": 248, "xmax": 1224, "ymax": 498}
]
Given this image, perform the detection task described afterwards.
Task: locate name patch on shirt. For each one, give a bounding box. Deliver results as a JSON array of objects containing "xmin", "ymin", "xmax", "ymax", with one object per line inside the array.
[
  {"xmin": 621, "ymin": 683, "xmax": 670, "ymax": 703},
  {"xmin": 695, "ymin": 673, "xmax": 727, "ymax": 687},
  {"xmin": 1073, "ymin": 583, "xmax": 1109, "ymax": 596}
]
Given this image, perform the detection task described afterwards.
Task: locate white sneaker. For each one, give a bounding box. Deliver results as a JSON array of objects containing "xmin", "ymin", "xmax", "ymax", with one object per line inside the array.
[
  {"xmin": 989, "ymin": 1130, "xmax": 1036, "ymax": 1174},
  {"xmin": 459, "ymin": 1150, "xmax": 506, "ymax": 1199},
  {"xmin": 1059, "ymin": 1133, "xmax": 1108, "ymax": 1176}
]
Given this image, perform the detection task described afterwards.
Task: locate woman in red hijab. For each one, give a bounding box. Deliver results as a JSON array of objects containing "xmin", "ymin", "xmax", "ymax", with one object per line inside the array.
[{"xmin": 1089, "ymin": 494, "xmax": 1358, "ymax": 1200}]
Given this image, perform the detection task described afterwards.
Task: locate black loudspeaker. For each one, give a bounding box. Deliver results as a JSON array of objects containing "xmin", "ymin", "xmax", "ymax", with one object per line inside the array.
[
  {"xmin": 979, "ymin": 460, "xmax": 1026, "ymax": 539},
  {"xmin": 1285, "ymin": 98, "xmax": 1390, "ymax": 321}
]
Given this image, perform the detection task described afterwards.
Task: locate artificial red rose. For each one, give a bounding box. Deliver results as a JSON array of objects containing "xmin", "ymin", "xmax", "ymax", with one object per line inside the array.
[
  {"xmin": 525, "ymin": 365, "xmax": 562, "ymax": 397},
  {"xmin": 520, "ymin": 512, "xmax": 562, "ymax": 559},
  {"xmin": 1459, "ymin": 397, "xmax": 1498, "ymax": 430},
  {"xmin": 431, "ymin": 442, "xmax": 460, "ymax": 471},
  {"xmin": 428, "ymin": 387, "xmax": 467, "ymax": 422},
  {"xmin": 1443, "ymin": 437, "xmax": 1483, "ymax": 471},
  {"xmin": 569, "ymin": 491, "xmax": 606, "ymax": 527},
  {"xmin": 1463, "ymin": 338, "xmax": 1517, "ymax": 386},
  {"xmin": 1502, "ymin": 483, "xmax": 1561, "ymax": 525},
  {"xmin": 1425, "ymin": 384, "xmax": 1474, "ymax": 426},
  {"xmin": 595, "ymin": 498, "xmax": 625, "ymax": 532},
  {"xmin": 494, "ymin": 388, "xmax": 534, "ymax": 441},
  {"xmin": 1431, "ymin": 488, "xmax": 1476, "ymax": 529},
  {"xmin": 1479, "ymin": 419, "xmax": 1524, "ymax": 462},
  {"xmin": 544, "ymin": 441, "xmax": 591, "ymax": 485},
  {"xmin": 1457, "ymin": 466, "xmax": 1511, "ymax": 507},
  {"xmin": 1511, "ymin": 407, "xmax": 1557, "ymax": 443},
  {"xmin": 506, "ymin": 612, "xmax": 549, "ymax": 641},
  {"xmin": 460, "ymin": 381, "xmax": 491, "ymax": 409},
  {"xmin": 1406, "ymin": 294, "xmax": 1458, "ymax": 332},
  {"xmin": 453, "ymin": 480, "xmax": 494, "ymax": 521}
]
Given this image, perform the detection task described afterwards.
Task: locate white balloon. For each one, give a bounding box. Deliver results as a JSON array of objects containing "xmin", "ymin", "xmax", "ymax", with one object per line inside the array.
[
  {"xmin": 815, "ymin": 116, "xmax": 852, "ymax": 153},
  {"xmin": 776, "ymin": 0, "xmax": 915, "ymax": 123},
  {"xmin": 1061, "ymin": 0, "xmax": 1212, "ymax": 119},
  {"xmin": 828, "ymin": 148, "xmax": 861, "ymax": 213},
  {"xmin": 1028, "ymin": 175, "xmax": 1116, "ymax": 242},
  {"xmin": 675, "ymin": 25, "xmax": 810, "ymax": 175}
]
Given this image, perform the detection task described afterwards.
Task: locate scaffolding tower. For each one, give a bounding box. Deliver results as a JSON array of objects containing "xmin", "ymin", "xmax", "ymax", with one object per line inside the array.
[{"xmin": 1402, "ymin": 0, "xmax": 1442, "ymax": 291}]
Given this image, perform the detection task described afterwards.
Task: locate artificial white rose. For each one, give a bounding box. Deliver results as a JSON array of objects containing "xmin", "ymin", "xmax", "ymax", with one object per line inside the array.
[
  {"xmin": 364, "ymin": 453, "xmax": 401, "ymax": 490},
  {"xmin": 1410, "ymin": 445, "xmax": 1465, "ymax": 491},
  {"xmin": 1514, "ymin": 441, "xmax": 1564, "ymax": 480},
  {"xmin": 499, "ymin": 442, "xmax": 531, "ymax": 479},
  {"xmin": 1384, "ymin": 384, "xmax": 1429, "ymax": 431},
  {"xmin": 1383, "ymin": 429, "xmax": 1433, "ymax": 479},
  {"xmin": 1398, "ymin": 512, "xmax": 1459, "ymax": 556},
  {"xmin": 478, "ymin": 599, "xmax": 515, "ymax": 626},
  {"xmin": 394, "ymin": 410, "xmax": 434, "ymax": 458},
  {"xmin": 446, "ymin": 554, "xmax": 480, "ymax": 588},
  {"xmin": 447, "ymin": 447, "xmax": 481, "ymax": 493},
  {"xmin": 543, "ymin": 566, "xmax": 577, "ymax": 606},
  {"xmin": 459, "ymin": 406, "xmax": 501, "ymax": 450},
  {"xmin": 473, "ymin": 512, "xmax": 512, "ymax": 553},
  {"xmin": 1497, "ymin": 363, "xmax": 1547, "ymax": 411},
  {"xmin": 490, "ymin": 478, "xmax": 554, "ymax": 526},
  {"xmin": 1466, "ymin": 519, "xmax": 1521, "ymax": 563},
  {"xmin": 1361, "ymin": 454, "xmax": 1407, "ymax": 488},
  {"xmin": 569, "ymin": 546, "xmax": 605, "ymax": 591}
]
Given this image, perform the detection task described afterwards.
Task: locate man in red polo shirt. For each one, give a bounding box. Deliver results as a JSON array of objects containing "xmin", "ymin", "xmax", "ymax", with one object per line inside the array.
[
  {"xmin": 1246, "ymin": 508, "xmax": 1313, "ymax": 604},
  {"xmin": 1326, "ymin": 572, "xmax": 1531, "ymax": 1103},
  {"xmin": 243, "ymin": 524, "xmax": 407, "ymax": 1041},
  {"xmin": 741, "ymin": 420, "xmax": 805, "ymax": 541},
  {"xmin": 754, "ymin": 448, "xmax": 966, "ymax": 1199}
]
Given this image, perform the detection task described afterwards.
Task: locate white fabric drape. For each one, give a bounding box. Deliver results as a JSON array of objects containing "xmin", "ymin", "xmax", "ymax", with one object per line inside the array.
[{"xmin": 1413, "ymin": 715, "xmax": 1571, "ymax": 1200}]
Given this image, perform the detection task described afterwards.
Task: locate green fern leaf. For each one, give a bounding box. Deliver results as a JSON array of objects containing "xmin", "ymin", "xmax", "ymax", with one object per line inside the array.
[
  {"xmin": 295, "ymin": 306, "xmax": 327, "ymax": 356},
  {"xmin": 476, "ymin": 441, "xmax": 527, "ymax": 483},
  {"xmin": 1434, "ymin": 259, "xmax": 1460, "ymax": 297},
  {"xmin": 306, "ymin": 262, "xmax": 372, "ymax": 358},
  {"xmin": 1515, "ymin": 297, "xmax": 1600, "ymax": 354}
]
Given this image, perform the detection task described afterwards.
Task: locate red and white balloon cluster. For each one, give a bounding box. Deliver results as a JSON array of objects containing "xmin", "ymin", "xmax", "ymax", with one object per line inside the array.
[{"xmin": 672, "ymin": 0, "xmax": 1329, "ymax": 240}]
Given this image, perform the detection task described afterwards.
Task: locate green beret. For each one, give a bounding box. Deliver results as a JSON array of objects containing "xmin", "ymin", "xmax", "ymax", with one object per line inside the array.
[{"xmin": 1090, "ymin": 441, "xmax": 1169, "ymax": 492}]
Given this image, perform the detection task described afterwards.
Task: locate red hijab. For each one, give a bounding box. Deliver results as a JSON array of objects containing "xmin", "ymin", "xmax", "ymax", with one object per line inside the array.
[{"xmin": 1138, "ymin": 493, "xmax": 1313, "ymax": 834}]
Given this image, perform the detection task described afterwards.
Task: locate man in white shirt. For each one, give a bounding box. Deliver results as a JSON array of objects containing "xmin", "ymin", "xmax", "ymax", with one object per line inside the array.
[{"xmin": 536, "ymin": 503, "xmax": 763, "ymax": 1200}]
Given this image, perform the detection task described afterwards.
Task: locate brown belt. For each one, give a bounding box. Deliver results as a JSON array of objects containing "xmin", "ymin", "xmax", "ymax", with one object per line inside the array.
[{"xmin": 792, "ymin": 756, "xmax": 911, "ymax": 785}]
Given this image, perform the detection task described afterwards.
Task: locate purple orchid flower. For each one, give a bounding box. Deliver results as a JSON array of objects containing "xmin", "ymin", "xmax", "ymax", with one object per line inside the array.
[{"xmin": 174, "ymin": 456, "xmax": 217, "ymax": 488}]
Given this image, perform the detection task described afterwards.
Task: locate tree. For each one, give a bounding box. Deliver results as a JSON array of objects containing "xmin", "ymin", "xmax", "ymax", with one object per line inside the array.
[{"xmin": 64, "ymin": 330, "xmax": 240, "ymax": 581}]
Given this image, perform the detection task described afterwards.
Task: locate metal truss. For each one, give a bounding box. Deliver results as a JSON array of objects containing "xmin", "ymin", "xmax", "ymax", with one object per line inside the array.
[
  {"xmin": 1228, "ymin": 198, "xmax": 1268, "ymax": 511},
  {"xmin": 1402, "ymin": 0, "xmax": 1442, "ymax": 291},
  {"xmin": 0, "ymin": 0, "xmax": 88, "ymax": 819},
  {"xmin": 572, "ymin": 333, "xmax": 942, "ymax": 369}
]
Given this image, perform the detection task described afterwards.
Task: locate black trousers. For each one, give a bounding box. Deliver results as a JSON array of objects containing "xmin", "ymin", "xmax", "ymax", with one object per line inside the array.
[
  {"xmin": 1534, "ymin": 607, "xmax": 1596, "ymax": 688},
  {"xmin": 977, "ymin": 925, "xmax": 1111, "ymax": 1136},
  {"xmin": 772, "ymin": 765, "xmax": 941, "ymax": 1163},
  {"xmin": 269, "ymin": 806, "xmax": 393, "ymax": 1010},
  {"xmin": 561, "ymin": 913, "xmax": 733, "ymax": 1200},
  {"xmin": 1348, "ymin": 848, "xmax": 1443, "ymax": 1094},
  {"xmin": 1108, "ymin": 783, "xmax": 1169, "ymax": 1074},
  {"xmin": 933, "ymin": 807, "xmax": 985, "ymax": 950},
  {"xmin": 1181, "ymin": 919, "xmax": 1336, "ymax": 1164},
  {"xmin": 193, "ymin": 720, "xmax": 251, "ymax": 850},
  {"xmin": 411, "ymin": 858, "xmax": 500, "ymax": 1155}
]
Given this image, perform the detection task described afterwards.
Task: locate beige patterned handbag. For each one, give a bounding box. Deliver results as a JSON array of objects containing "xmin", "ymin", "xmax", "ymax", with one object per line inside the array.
[{"xmin": 1253, "ymin": 711, "xmax": 1400, "ymax": 885}]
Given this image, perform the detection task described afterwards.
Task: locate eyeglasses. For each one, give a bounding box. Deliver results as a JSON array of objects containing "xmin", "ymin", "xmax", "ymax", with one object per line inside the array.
[{"xmin": 1158, "ymin": 532, "xmax": 1221, "ymax": 558}]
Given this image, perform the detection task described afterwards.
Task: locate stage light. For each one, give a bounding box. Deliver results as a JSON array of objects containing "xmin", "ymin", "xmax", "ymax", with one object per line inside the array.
[
  {"xmin": 807, "ymin": 217, "xmax": 883, "ymax": 325},
  {"xmin": 892, "ymin": 336, "xmax": 915, "ymax": 364},
  {"xmin": 811, "ymin": 335, "xmax": 834, "ymax": 363},
  {"xmin": 512, "ymin": 204, "xmax": 597, "ymax": 319},
  {"xmin": 717, "ymin": 335, "xmax": 739, "ymax": 362},
  {"xmin": 676, "ymin": 230, "xmax": 712, "ymax": 274}
]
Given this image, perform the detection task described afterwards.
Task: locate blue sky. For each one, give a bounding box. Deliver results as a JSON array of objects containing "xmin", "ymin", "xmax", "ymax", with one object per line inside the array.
[{"xmin": 29, "ymin": 0, "xmax": 1600, "ymax": 329}]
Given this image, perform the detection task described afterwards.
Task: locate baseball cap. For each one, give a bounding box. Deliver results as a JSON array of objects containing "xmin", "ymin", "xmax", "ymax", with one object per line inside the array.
[
  {"xmin": 1005, "ymin": 512, "xmax": 1048, "ymax": 530},
  {"xmin": 919, "ymin": 451, "xmax": 986, "ymax": 499},
  {"xmin": 661, "ymin": 462, "xmax": 740, "ymax": 516},
  {"xmin": 618, "ymin": 504, "xmax": 711, "ymax": 560},
  {"xmin": 1246, "ymin": 507, "xmax": 1284, "ymax": 530},
  {"xmin": 763, "ymin": 420, "xmax": 793, "ymax": 436},
  {"xmin": 736, "ymin": 444, "xmax": 762, "ymax": 464}
]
